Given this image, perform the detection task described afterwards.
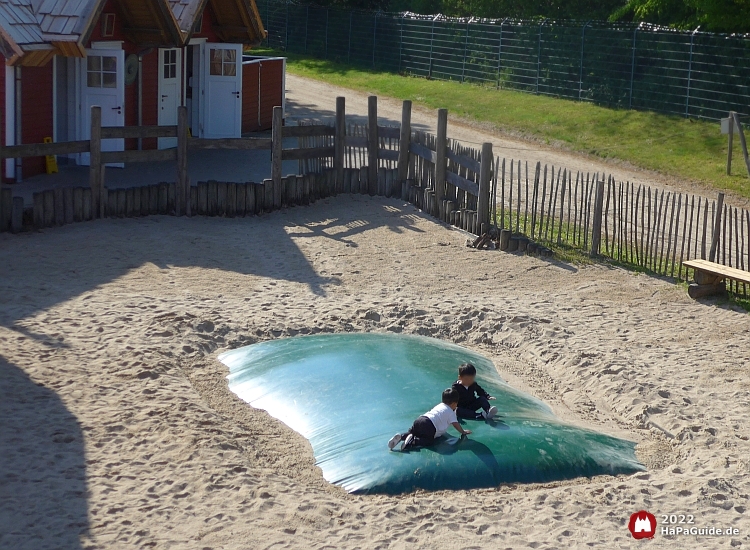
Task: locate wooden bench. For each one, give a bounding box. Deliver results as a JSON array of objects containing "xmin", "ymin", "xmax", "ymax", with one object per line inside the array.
[{"xmin": 683, "ymin": 259, "xmax": 750, "ymax": 298}]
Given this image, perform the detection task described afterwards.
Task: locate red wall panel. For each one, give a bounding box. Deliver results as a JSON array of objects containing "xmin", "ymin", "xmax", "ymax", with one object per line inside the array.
[
  {"xmin": 21, "ymin": 64, "xmax": 53, "ymax": 178},
  {"xmin": 140, "ymin": 50, "xmax": 159, "ymax": 150},
  {"xmin": 259, "ymin": 59, "xmax": 283, "ymax": 130},
  {"xmin": 194, "ymin": 6, "xmax": 220, "ymax": 42},
  {"xmin": 242, "ymin": 62, "xmax": 259, "ymax": 133}
]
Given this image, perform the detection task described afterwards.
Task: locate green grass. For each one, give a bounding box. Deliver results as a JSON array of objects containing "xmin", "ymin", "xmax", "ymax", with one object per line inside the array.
[{"xmin": 261, "ymin": 48, "xmax": 750, "ymax": 199}]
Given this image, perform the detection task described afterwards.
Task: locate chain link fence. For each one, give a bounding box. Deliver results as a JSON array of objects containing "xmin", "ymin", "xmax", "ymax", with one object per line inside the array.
[{"xmin": 261, "ymin": 0, "xmax": 750, "ymax": 120}]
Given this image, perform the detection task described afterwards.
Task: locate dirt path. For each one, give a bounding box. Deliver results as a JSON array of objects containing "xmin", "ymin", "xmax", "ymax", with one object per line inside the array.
[{"xmin": 285, "ymin": 74, "xmax": 750, "ymax": 209}]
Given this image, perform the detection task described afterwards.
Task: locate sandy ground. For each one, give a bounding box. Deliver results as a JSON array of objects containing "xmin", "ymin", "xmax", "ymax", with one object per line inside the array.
[
  {"xmin": 1, "ymin": 196, "xmax": 749, "ymax": 549},
  {"xmin": 285, "ymin": 74, "xmax": 750, "ymax": 210}
]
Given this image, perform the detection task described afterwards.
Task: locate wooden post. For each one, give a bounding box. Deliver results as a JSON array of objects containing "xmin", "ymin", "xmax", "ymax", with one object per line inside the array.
[
  {"xmin": 0, "ymin": 188, "xmax": 11, "ymax": 231},
  {"xmin": 435, "ymin": 109, "xmax": 448, "ymax": 218},
  {"xmin": 272, "ymin": 106, "xmax": 283, "ymax": 191},
  {"xmin": 63, "ymin": 187, "xmax": 74, "ymax": 224},
  {"xmin": 397, "ymin": 100, "xmax": 412, "ymax": 185},
  {"xmin": 43, "ymin": 190, "xmax": 54, "ymax": 226},
  {"xmin": 9, "ymin": 197, "xmax": 23, "ymax": 233},
  {"xmin": 708, "ymin": 192, "xmax": 725, "ymax": 262},
  {"xmin": 11, "ymin": 196, "xmax": 23, "ymax": 233},
  {"xmin": 54, "ymin": 188, "xmax": 64, "ymax": 225},
  {"xmin": 727, "ymin": 111, "xmax": 735, "ymax": 175},
  {"xmin": 176, "ymin": 106, "xmax": 188, "ymax": 216},
  {"xmin": 731, "ymin": 111, "xmax": 750, "ymax": 178},
  {"xmin": 590, "ymin": 177, "xmax": 606, "ymax": 256},
  {"xmin": 334, "ymin": 97, "xmax": 345, "ymax": 192},
  {"xmin": 367, "ymin": 96, "xmax": 378, "ymax": 195},
  {"xmin": 89, "ymin": 106, "xmax": 102, "ymax": 218},
  {"xmin": 73, "ymin": 187, "xmax": 83, "ymax": 221},
  {"xmin": 477, "ymin": 142, "xmax": 492, "ymax": 231}
]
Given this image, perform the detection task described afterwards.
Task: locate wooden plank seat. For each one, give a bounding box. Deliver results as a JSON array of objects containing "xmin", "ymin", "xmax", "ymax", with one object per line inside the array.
[{"xmin": 683, "ymin": 259, "xmax": 750, "ymax": 299}]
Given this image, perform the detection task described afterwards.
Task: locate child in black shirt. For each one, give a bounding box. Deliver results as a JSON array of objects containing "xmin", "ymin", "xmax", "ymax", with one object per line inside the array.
[{"xmin": 451, "ymin": 362, "xmax": 498, "ymax": 420}]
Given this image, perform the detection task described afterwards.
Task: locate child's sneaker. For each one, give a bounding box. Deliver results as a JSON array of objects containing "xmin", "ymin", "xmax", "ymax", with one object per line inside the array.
[
  {"xmin": 400, "ymin": 434, "xmax": 414, "ymax": 451},
  {"xmin": 388, "ymin": 433, "xmax": 402, "ymax": 450},
  {"xmin": 487, "ymin": 406, "xmax": 498, "ymax": 419}
]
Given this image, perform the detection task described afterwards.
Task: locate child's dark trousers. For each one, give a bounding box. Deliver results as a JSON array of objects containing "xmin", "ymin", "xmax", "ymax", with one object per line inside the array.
[
  {"xmin": 407, "ymin": 416, "xmax": 437, "ymax": 447},
  {"xmin": 456, "ymin": 396, "xmax": 491, "ymax": 420}
]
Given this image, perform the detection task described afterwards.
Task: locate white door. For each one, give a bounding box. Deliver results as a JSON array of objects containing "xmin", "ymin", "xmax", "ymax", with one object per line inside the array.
[
  {"xmin": 158, "ymin": 48, "xmax": 181, "ymax": 149},
  {"xmin": 202, "ymin": 43, "xmax": 242, "ymax": 138},
  {"xmin": 79, "ymin": 48, "xmax": 125, "ymax": 166}
]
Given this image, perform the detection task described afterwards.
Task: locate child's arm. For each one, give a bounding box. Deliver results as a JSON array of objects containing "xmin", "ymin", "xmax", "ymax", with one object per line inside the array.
[
  {"xmin": 475, "ymin": 383, "xmax": 494, "ymax": 400},
  {"xmin": 451, "ymin": 422, "xmax": 472, "ymax": 436}
]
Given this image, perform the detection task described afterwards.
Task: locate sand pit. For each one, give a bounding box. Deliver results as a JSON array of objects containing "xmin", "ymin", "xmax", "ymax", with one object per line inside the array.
[{"xmin": 1, "ymin": 194, "xmax": 749, "ymax": 549}]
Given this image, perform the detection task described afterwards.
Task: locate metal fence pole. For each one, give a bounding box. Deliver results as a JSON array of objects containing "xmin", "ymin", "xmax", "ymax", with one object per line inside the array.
[
  {"xmin": 304, "ymin": 5, "xmax": 309, "ymax": 54},
  {"xmin": 578, "ymin": 21, "xmax": 590, "ymax": 100},
  {"xmin": 461, "ymin": 20, "xmax": 469, "ymax": 83},
  {"xmin": 685, "ymin": 27, "xmax": 699, "ymax": 118},
  {"xmin": 266, "ymin": 0, "xmax": 271, "ymax": 46},
  {"xmin": 325, "ymin": 8, "xmax": 329, "ymax": 59},
  {"xmin": 398, "ymin": 16, "xmax": 403, "ymax": 72},
  {"xmin": 428, "ymin": 18, "xmax": 435, "ymax": 78},
  {"xmin": 284, "ymin": 3, "xmax": 289, "ymax": 51},
  {"xmin": 372, "ymin": 13, "xmax": 377, "ymax": 67},
  {"xmin": 497, "ymin": 18, "xmax": 507, "ymax": 90},
  {"xmin": 629, "ymin": 27, "xmax": 638, "ymax": 109},
  {"xmin": 536, "ymin": 20, "xmax": 546, "ymax": 94},
  {"xmin": 348, "ymin": 11, "xmax": 353, "ymax": 63}
]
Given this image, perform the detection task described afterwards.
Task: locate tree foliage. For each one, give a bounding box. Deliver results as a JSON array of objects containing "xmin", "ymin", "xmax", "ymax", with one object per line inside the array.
[
  {"xmin": 388, "ymin": 0, "xmax": 623, "ymax": 21},
  {"xmin": 316, "ymin": 0, "xmax": 750, "ymax": 32},
  {"xmin": 610, "ymin": 0, "xmax": 750, "ymax": 32}
]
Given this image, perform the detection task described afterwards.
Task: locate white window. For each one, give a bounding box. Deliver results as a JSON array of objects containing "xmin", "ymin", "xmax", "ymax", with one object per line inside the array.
[
  {"xmin": 87, "ymin": 55, "xmax": 117, "ymax": 88},
  {"xmin": 209, "ymin": 48, "xmax": 237, "ymax": 76},
  {"xmin": 163, "ymin": 49, "xmax": 177, "ymax": 79}
]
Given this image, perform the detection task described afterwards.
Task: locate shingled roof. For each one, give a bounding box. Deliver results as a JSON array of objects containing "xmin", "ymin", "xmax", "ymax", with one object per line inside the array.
[
  {"xmin": 0, "ymin": 0, "xmax": 184, "ymax": 65},
  {"xmin": 167, "ymin": 0, "xmax": 266, "ymax": 45},
  {"xmin": 167, "ymin": 0, "xmax": 204, "ymax": 34},
  {"xmin": 0, "ymin": 0, "xmax": 265, "ymax": 66}
]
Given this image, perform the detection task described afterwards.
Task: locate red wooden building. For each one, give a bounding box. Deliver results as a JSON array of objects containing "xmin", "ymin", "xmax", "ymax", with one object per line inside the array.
[{"xmin": 0, "ymin": 0, "xmax": 284, "ymax": 181}]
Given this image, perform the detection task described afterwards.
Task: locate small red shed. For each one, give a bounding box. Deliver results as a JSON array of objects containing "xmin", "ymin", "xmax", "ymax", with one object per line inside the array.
[{"xmin": 242, "ymin": 55, "xmax": 286, "ymax": 133}]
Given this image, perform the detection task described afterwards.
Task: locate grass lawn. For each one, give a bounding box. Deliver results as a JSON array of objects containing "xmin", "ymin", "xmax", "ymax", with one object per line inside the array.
[{"xmin": 260, "ymin": 48, "xmax": 750, "ymax": 199}]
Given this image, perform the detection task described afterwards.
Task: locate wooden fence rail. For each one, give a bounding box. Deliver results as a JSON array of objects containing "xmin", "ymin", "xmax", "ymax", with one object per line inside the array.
[
  {"xmin": 2, "ymin": 95, "xmax": 747, "ymax": 299},
  {"xmin": 493, "ymin": 156, "xmax": 749, "ymax": 296}
]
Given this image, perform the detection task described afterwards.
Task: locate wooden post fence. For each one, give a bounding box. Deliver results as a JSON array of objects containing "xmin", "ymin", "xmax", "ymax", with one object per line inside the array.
[
  {"xmin": 272, "ymin": 106, "xmax": 283, "ymax": 191},
  {"xmin": 335, "ymin": 96, "xmax": 345, "ymax": 193},
  {"xmin": 89, "ymin": 106, "xmax": 103, "ymax": 218},
  {"xmin": 709, "ymin": 192, "xmax": 725, "ymax": 262},
  {"xmin": 727, "ymin": 111, "xmax": 735, "ymax": 175},
  {"xmin": 731, "ymin": 111, "xmax": 750, "ymax": 178},
  {"xmin": 397, "ymin": 100, "xmax": 412, "ymax": 186},
  {"xmin": 367, "ymin": 96, "xmax": 378, "ymax": 195},
  {"xmin": 434, "ymin": 109, "xmax": 448, "ymax": 218},
  {"xmin": 590, "ymin": 177, "xmax": 606, "ymax": 256},
  {"xmin": 478, "ymin": 142, "xmax": 492, "ymax": 234},
  {"xmin": 175, "ymin": 107, "xmax": 190, "ymax": 216},
  {"xmin": 176, "ymin": 106, "xmax": 188, "ymax": 216}
]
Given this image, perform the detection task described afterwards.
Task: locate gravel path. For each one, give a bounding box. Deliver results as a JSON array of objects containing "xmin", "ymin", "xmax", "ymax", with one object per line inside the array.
[{"xmin": 285, "ymin": 73, "xmax": 750, "ymax": 209}]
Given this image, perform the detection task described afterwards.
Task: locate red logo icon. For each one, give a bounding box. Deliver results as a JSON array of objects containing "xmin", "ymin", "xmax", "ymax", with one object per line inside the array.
[{"xmin": 628, "ymin": 510, "xmax": 657, "ymax": 539}]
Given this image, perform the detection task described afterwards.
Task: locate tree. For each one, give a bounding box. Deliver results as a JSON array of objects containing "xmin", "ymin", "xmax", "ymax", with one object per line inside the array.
[{"xmin": 610, "ymin": 0, "xmax": 750, "ymax": 32}]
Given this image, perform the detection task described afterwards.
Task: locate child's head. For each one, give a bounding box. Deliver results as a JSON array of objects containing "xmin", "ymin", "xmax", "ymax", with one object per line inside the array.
[
  {"xmin": 458, "ymin": 362, "xmax": 477, "ymax": 385},
  {"xmin": 442, "ymin": 387, "xmax": 460, "ymax": 410}
]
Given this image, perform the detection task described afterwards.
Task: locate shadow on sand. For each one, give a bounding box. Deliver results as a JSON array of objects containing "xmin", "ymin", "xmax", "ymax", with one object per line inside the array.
[
  {"xmin": 0, "ymin": 357, "xmax": 88, "ymax": 550},
  {"xmin": 0, "ymin": 196, "xmax": 428, "ymax": 326}
]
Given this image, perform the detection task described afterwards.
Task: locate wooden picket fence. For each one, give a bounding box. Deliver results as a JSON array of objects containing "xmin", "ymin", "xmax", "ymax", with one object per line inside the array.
[
  {"xmin": 1, "ymin": 94, "xmax": 748, "ymax": 297},
  {"xmin": 493, "ymin": 159, "xmax": 749, "ymax": 296}
]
